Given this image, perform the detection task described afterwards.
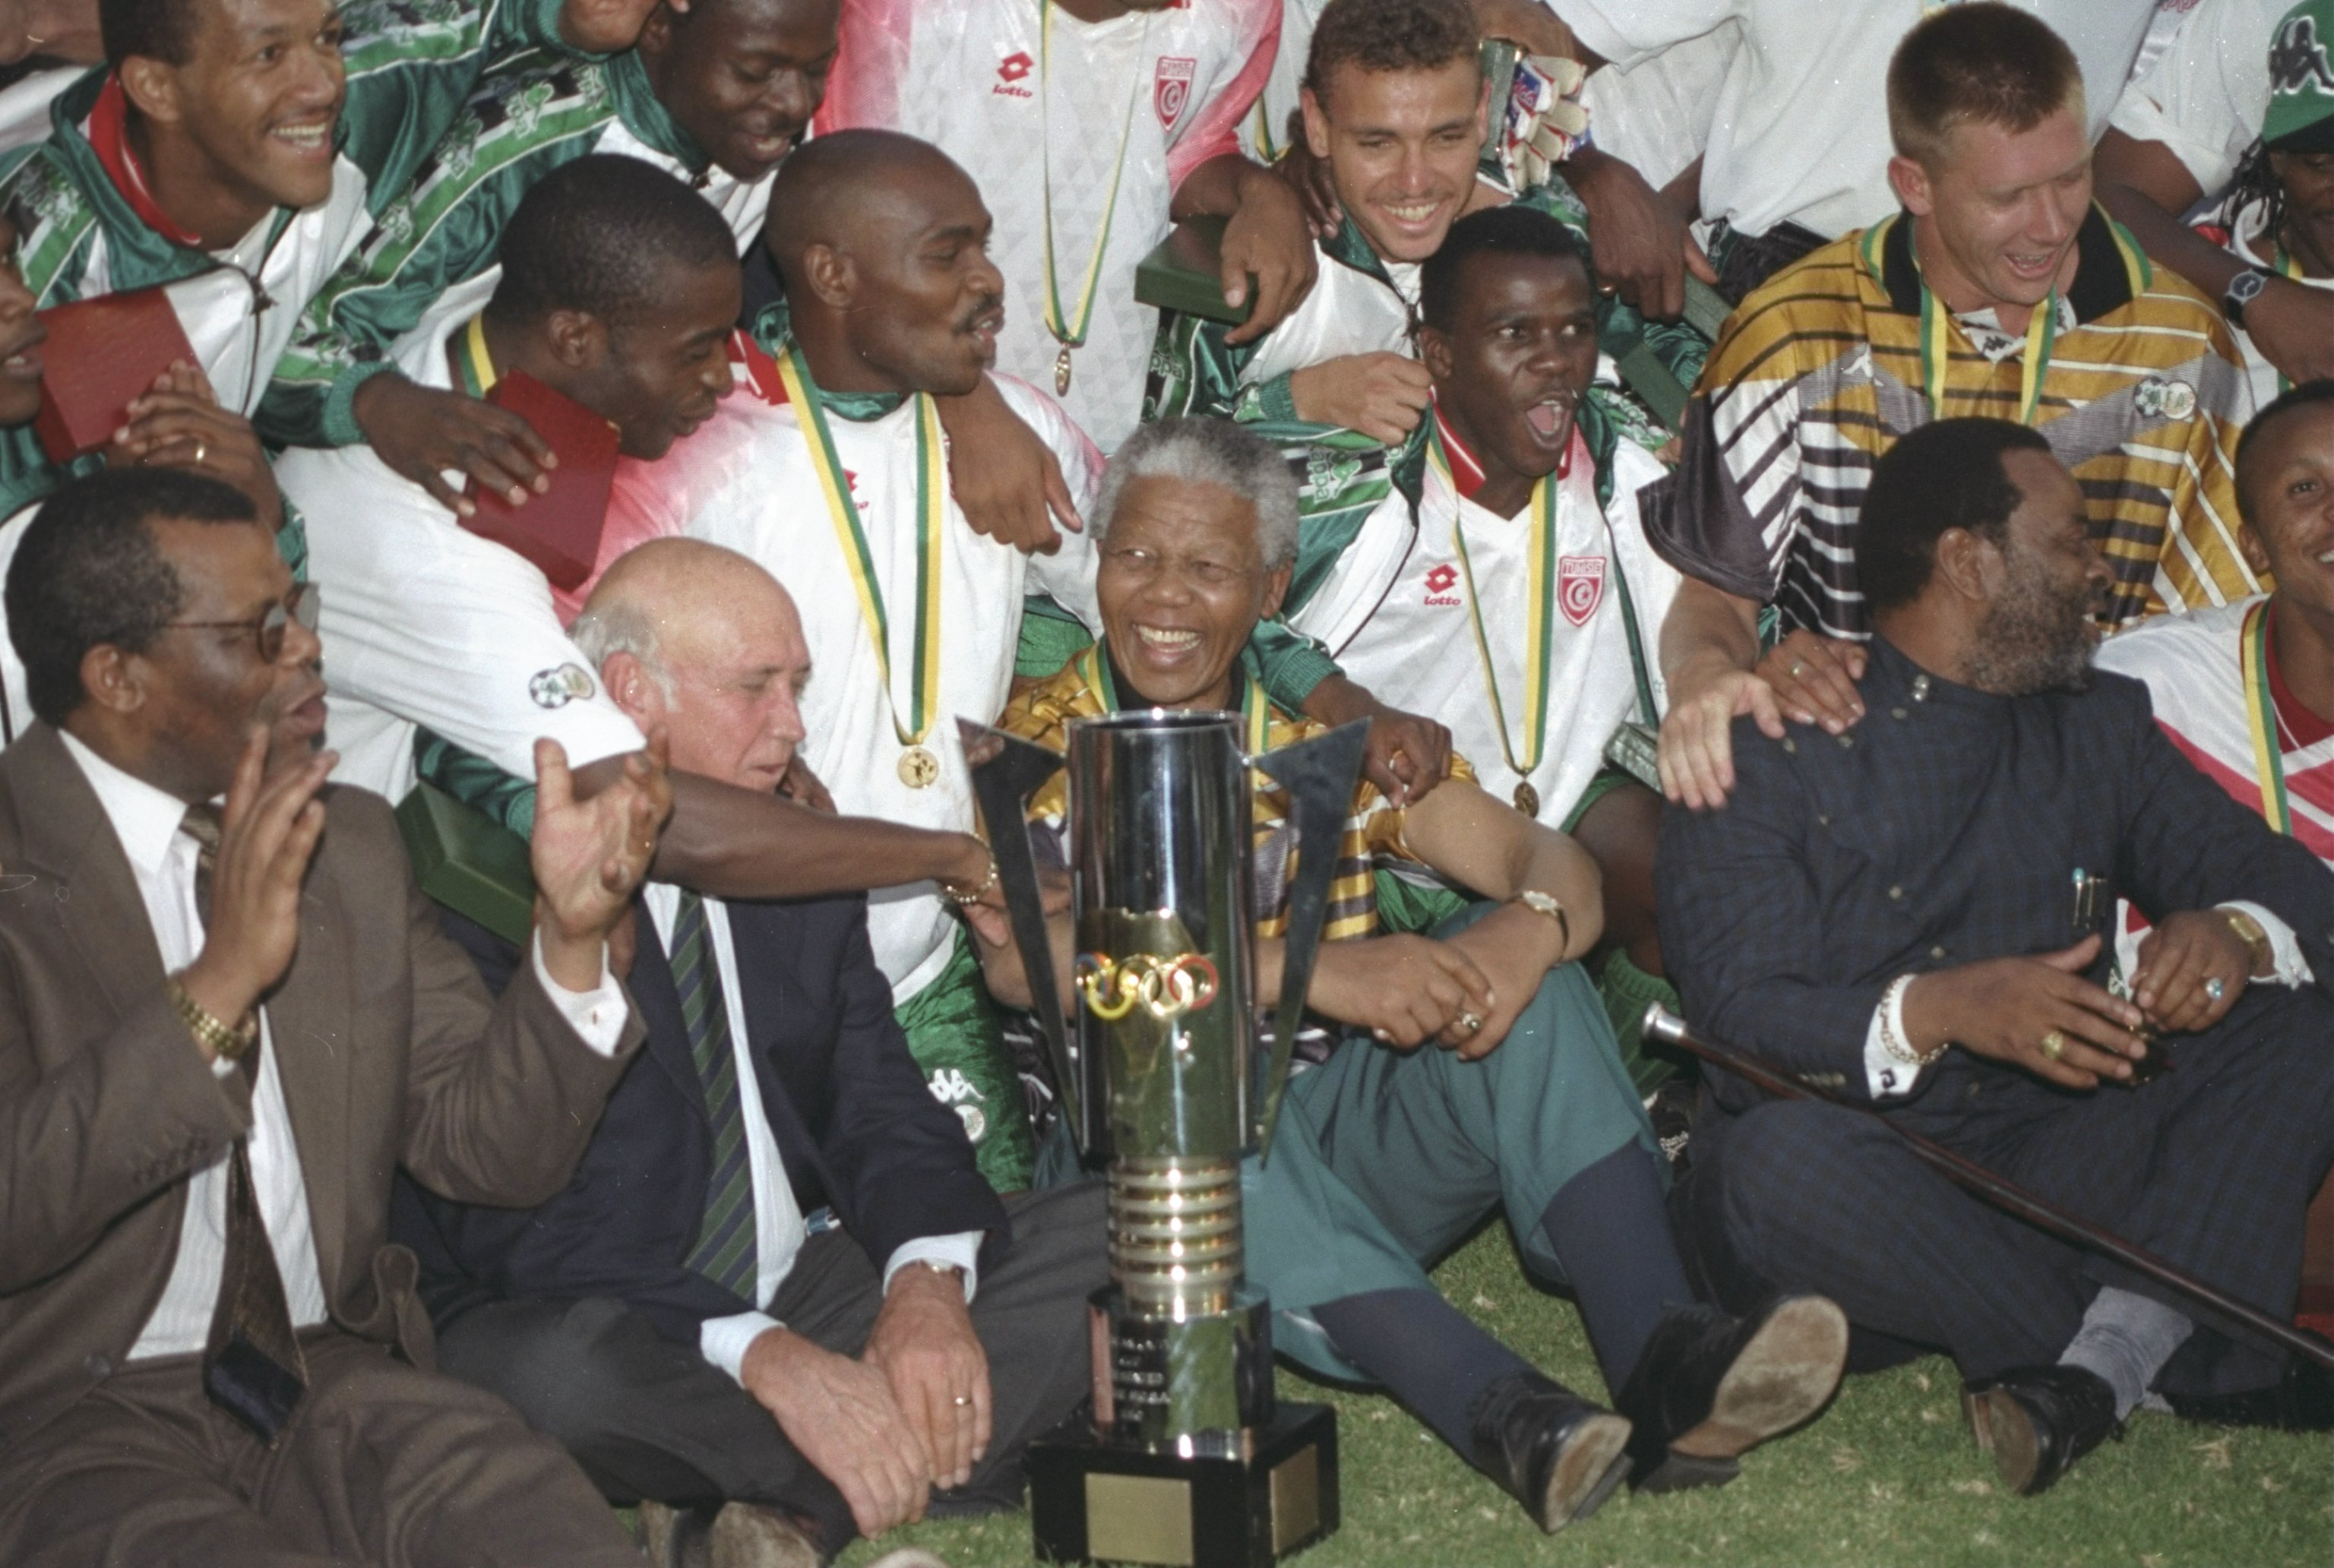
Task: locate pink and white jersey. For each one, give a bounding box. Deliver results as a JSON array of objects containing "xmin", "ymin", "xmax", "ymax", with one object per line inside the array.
[{"xmin": 819, "ymin": 0, "xmax": 1276, "ymax": 451}]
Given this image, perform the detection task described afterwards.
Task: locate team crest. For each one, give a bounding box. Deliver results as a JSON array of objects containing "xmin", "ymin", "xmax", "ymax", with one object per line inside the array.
[
  {"xmin": 529, "ymin": 663, "xmax": 596, "ymax": 709},
  {"xmin": 1558, "ymin": 555, "xmax": 1605, "ymax": 626},
  {"xmin": 1155, "ymin": 57, "xmax": 1197, "ymax": 130},
  {"xmin": 2133, "ymin": 377, "xmax": 2198, "ymax": 423}
]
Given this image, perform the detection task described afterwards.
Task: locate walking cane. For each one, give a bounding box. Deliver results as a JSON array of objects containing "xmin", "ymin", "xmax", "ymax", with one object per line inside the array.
[{"xmin": 1642, "ymin": 1005, "xmax": 2334, "ymax": 1374}]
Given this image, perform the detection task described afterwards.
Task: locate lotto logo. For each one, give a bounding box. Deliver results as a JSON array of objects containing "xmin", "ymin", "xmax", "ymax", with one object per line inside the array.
[
  {"xmin": 995, "ymin": 50, "xmax": 1034, "ymax": 96},
  {"xmin": 1423, "ymin": 562, "xmax": 1462, "ymax": 605}
]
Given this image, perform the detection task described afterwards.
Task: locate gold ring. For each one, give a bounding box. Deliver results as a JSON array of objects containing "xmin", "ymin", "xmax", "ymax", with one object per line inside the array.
[
  {"xmin": 1457, "ymin": 1010, "xmax": 1483, "ymax": 1035},
  {"xmin": 2038, "ymin": 1029, "xmax": 2067, "ymax": 1061},
  {"xmin": 954, "ymin": 1395, "xmax": 972, "ymax": 1407},
  {"xmin": 1788, "ymin": 660, "xmax": 1807, "ymax": 679},
  {"xmin": 192, "ymin": 440, "xmax": 207, "ymax": 466}
]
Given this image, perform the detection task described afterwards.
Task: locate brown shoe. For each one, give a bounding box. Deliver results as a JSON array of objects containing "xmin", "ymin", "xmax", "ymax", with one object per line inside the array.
[
  {"xmin": 638, "ymin": 1500, "xmax": 713, "ymax": 1568},
  {"xmin": 706, "ymin": 1501, "xmax": 823, "ymax": 1568}
]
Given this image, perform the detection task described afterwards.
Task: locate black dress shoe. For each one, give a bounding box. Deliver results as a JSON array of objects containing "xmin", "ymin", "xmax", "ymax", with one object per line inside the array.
[
  {"xmin": 2166, "ymin": 1356, "xmax": 2334, "ymax": 1432},
  {"xmin": 1969, "ymin": 1365, "xmax": 2121, "ymax": 1496},
  {"xmin": 1611, "ymin": 1295, "xmax": 1850, "ymax": 1493},
  {"xmin": 1467, "ymin": 1370, "xmax": 1634, "ymax": 1533}
]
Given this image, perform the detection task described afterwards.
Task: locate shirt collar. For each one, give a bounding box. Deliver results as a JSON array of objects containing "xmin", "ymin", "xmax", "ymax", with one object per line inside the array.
[
  {"xmin": 57, "ymin": 727, "xmax": 204, "ymax": 878},
  {"xmin": 1868, "ymin": 204, "xmax": 2144, "ymax": 327}
]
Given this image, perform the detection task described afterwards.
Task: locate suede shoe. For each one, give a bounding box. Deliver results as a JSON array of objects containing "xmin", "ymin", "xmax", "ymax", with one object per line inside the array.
[
  {"xmin": 1611, "ymin": 1296, "xmax": 1850, "ymax": 1493},
  {"xmin": 1466, "ymin": 1369, "xmax": 1635, "ymax": 1532},
  {"xmin": 1969, "ymin": 1365, "xmax": 2121, "ymax": 1496}
]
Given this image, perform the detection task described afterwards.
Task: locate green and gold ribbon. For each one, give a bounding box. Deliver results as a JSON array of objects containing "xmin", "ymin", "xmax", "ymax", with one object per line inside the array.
[
  {"xmin": 2241, "ymin": 599, "xmax": 2293, "ymax": 836},
  {"xmin": 2273, "ymin": 242, "xmax": 2305, "ymax": 395},
  {"xmin": 1918, "ymin": 274, "xmax": 2056, "ymax": 426},
  {"xmin": 1426, "ymin": 425, "xmax": 1558, "ymax": 785},
  {"xmin": 455, "ymin": 314, "xmax": 498, "ymax": 397},
  {"xmin": 1077, "ymin": 641, "xmax": 1271, "ymax": 755},
  {"xmin": 776, "ymin": 344, "xmax": 945, "ymax": 751},
  {"xmin": 1039, "ymin": 0, "xmax": 1153, "ymax": 366}
]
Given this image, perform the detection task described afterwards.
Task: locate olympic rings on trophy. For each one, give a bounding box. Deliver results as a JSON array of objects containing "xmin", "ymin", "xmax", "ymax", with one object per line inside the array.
[{"xmin": 1075, "ymin": 952, "xmax": 1221, "ymax": 1022}]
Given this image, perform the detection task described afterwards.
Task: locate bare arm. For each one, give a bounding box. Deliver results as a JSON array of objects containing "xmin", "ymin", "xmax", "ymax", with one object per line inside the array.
[
  {"xmin": 1398, "ymin": 779, "xmax": 1605, "ymax": 959},
  {"xmin": 1655, "ymin": 575, "xmax": 1783, "ymax": 811},
  {"xmin": 1169, "ymin": 153, "xmax": 1318, "ymax": 344}
]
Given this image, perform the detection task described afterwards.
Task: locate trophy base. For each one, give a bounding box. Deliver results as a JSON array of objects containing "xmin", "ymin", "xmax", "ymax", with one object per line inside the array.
[{"xmin": 1028, "ymin": 1402, "xmax": 1338, "ymax": 1567}]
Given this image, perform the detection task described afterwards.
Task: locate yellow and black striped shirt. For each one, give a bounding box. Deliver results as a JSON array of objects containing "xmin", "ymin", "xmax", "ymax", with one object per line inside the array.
[{"xmin": 1644, "ymin": 205, "xmax": 2258, "ymax": 639}]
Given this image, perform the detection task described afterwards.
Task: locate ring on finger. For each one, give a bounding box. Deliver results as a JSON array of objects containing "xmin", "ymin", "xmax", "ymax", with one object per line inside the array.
[
  {"xmin": 192, "ymin": 439, "xmax": 207, "ymax": 466},
  {"xmin": 1788, "ymin": 660, "xmax": 1807, "ymax": 679},
  {"xmin": 1456, "ymin": 1010, "xmax": 1483, "ymax": 1035},
  {"xmin": 2038, "ymin": 1029, "xmax": 2067, "ymax": 1061},
  {"xmin": 2203, "ymin": 976, "xmax": 2227, "ymax": 1004},
  {"xmin": 953, "ymin": 1394, "xmax": 972, "ymax": 1407}
]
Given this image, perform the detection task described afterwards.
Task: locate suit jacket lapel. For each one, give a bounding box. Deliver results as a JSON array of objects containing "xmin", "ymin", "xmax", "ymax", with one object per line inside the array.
[
  {"xmin": 726, "ymin": 902, "xmax": 832, "ymax": 1209},
  {"xmin": 266, "ymin": 839, "xmax": 353, "ymax": 1287},
  {"xmin": 629, "ymin": 912, "xmax": 713, "ymax": 1119}
]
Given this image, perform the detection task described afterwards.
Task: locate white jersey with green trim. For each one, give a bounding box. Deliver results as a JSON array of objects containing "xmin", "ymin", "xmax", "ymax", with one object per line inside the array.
[{"xmin": 1291, "ymin": 432, "xmax": 1676, "ymax": 825}]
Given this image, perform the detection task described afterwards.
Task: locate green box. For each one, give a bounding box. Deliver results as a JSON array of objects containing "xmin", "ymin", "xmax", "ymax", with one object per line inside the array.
[
  {"xmin": 396, "ymin": 780, "xmax": 536, "ymax": 946},
  {"xmin": 1134, "ymin": 215, "xmax": 1254, "ymax": 327}
]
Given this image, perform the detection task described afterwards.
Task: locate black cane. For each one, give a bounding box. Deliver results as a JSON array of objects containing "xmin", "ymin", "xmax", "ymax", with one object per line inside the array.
[{"xmin": 1641, "ymin": 1005, "xmax": 2334, "ymax": 1374}]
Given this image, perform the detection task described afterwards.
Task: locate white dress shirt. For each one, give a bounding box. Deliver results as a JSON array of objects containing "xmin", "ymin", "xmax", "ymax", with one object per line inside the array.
[
  {"xmin": 59, "ymin": 731, "xmax": 626, "ymax": 1361},
  {"xmin": 1862, "ymin": 901, "xmax": 2314, "ymax": 1097},
  {"xmin": 641, "ymin": 884, "xmax": 982, "ymax": 1386}
]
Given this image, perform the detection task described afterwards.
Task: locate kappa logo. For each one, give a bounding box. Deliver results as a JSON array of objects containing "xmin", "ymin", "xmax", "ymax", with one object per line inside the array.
[
  {"xmin": 928, "ymin": 1068, "xmax": 988, "ymax": 1140},
  {"xmin": 1423, "ymin": 562, "xmax": 1463, "ymax": 605},
  {"xmin": 1558, "ymin": 555, "xmax": 1605, "ymax": 627},
  {"xmin": 2270, "ymin": 16, "xmax": 2334, "ymax": 96},
  {"xmin": 529, "ymin": 663, "xmax": 596, "ymax": 710},
  {"xmin": 1155, "ymin": 56, "xmax": 1197, "ymax": 129},
  {"xmin": 995, "ymin": 49, "xmax": 1034, "ymax": 97}
]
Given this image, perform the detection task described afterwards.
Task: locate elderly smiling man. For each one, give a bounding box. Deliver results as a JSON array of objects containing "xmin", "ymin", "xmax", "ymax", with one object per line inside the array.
[{"xmin": 973, "ymin": 417, "xmax": 1849, "ymax": 1535}]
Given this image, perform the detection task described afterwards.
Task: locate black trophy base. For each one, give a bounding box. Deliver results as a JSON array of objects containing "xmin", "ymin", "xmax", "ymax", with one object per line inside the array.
[{"xmin": 1029, "ymin": 1403, "xmax": 1338, "ymax": 1567}]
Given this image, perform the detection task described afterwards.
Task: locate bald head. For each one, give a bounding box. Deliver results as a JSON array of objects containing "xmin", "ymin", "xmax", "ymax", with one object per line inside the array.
[
  {"xmin": 577, "ymin": 539, "xmax": 811, "ymax": 792},
  {"xmin": 762, "ymin": 130, "xmax": 1006, "ymax": 397}
]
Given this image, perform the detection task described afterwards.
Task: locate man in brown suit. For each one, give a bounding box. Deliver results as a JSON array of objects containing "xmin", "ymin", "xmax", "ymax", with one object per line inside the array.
[{"xmin": 0, "ymin": 466, "xmax": 673, "ymax": 1565}]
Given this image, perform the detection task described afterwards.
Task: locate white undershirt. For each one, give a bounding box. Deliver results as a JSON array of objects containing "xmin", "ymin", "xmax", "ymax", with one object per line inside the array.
[
  {"xmin": 650, "ymin": 884, "xmax": 982, "ymax": 1386},
  {"xmin": 58, "ymin": 730, "xmax": 628, "ymax": 1361}
]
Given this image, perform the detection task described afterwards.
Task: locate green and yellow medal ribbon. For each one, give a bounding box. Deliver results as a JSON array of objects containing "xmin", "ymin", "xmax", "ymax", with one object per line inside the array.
[
  {"xmin": 776, "ymin": 344, "xmax": 945, "ymax": 754},
  {"xmin": 1918, "ymin": 278, "xmax": 2056, "ymax": 426},
  {"xmin": 2241, "ymin": 599, "xmax": 2294, "ymax": 836},
  {"xmin": 1038, "ymin": 1, "xmax": 1153, "ymax": 388},
  {"xmin": 1428, "ymin": 425, "xmax": 1558, "ymax": 787},
  {"xmin": 2273, "ymin": 244, "xmax": 2304, "ymax": 394},
  {"xmin": 456, "ymin": 315, "xmax": 498, "ymax": 397},
  {"xmin": 1078, "ymin": 641, "xmax": 1271, "ymax": 755}
]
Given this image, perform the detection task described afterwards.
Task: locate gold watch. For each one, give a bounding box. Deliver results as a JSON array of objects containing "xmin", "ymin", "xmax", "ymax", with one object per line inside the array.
[
  {"xmin": 1510, "ymin": 890, "xmax": 1572, "ymax": 956},
  {"xmin": 167, "ymin": 973, "xmax": 258, "ymax": 1064},
  {"xmin": 2222, "ymin": 908, "xmax": 2274, "ymax": 976}
]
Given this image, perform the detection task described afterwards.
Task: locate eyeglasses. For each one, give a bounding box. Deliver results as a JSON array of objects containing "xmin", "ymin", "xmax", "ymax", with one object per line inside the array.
[{"xmin": 160, "ymin": 581, "xmax": 321, "ymax": 662}]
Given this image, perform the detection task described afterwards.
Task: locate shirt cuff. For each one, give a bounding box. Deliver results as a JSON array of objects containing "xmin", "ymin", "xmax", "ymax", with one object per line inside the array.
[
  {"xmin": 1863, "ymin": 979, "xmax": 1923, "ymax": 1099},
  {"xmin": 883, "ymin": 1234, "xmax": 984, "ymax": 1304},
  {"xmin": 531, "ymin": 931, "xmax": 627, "ymax": 1056},
  {"xmin": 700, "ymin": 1310, "xmax": 783, "ymax": 1387},
  {"xmin": 2219, "ymin": 903, "xmax": 2315, "ymax": 988}
]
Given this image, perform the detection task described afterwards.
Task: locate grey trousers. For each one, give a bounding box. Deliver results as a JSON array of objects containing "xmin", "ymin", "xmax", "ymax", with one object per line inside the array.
[
  {"xmin": 435, "ymin": 1181, "xmax": 1108, "ymax": 1557},
  {"xmin": 0, "ymin": 1330, "xmax": 640, "ymax": 1568}
]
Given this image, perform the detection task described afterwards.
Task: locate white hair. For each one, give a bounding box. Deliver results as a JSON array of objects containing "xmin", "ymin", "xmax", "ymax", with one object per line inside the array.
[
  {"xmin": 569, "ymin": 597, "xmax": 676, "ymax": 703},
  {"xmin": 1093, "ymin": 417, "xmax": 1301, "ymax": 569}
]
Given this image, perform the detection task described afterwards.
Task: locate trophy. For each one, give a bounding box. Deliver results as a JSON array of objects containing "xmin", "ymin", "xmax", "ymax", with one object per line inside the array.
[{"xmin": 961, "ymin": 710, "xmax": 1368, "ymax": 1568}]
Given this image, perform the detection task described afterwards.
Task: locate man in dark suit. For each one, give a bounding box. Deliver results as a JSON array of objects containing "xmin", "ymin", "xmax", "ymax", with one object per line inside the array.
[
  {"xmin": 1659, "ymin": 418, "xmax": 2334, "ymax": 1497},
  {"xmin": 398, "ymin": 539, "xmax": 1106, "ymax": 1568},
  {"xmin": 0, "ymin": 468, "xmax": 672, "ymax": 1564}
]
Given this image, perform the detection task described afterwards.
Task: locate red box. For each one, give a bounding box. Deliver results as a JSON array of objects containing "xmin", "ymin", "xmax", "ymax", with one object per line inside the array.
[
  {"xmin": 459, "ymin": 370, "xmax": 619, "ymax": 591},
  {"xmin": 32, "ymin": 288, "xmax": 198, "ymax": 463}
]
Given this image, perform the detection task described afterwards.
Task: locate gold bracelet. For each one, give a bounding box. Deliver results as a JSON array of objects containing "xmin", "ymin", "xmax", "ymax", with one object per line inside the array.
[
  {"xmin": 1510, "ymin": 890, "xmax": 1572, "ymax": 956},
  {"xmin": 942, "ymin": 851, "xmax": 1000, "ymax": 907},
  {"xmin": 166, "ymin": 973, "xmax": 258, "ymax": 1064},
  {"xmin": 1877, "ymin": 975, "xmax": 1946, "ymax": 1069}
]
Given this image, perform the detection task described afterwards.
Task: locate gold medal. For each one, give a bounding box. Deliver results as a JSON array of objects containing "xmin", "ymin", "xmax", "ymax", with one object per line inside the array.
[
  {"xmin": 897, "ymin": 744, "xmax": 940, "ymax": 789},
  {"xmin": 1513, "ymin": 781, "xmax": 1539, "ymax": 817},
  {"xmin": 1039, "ymin": 1, "xmax": 1147, "ymax": 405},
  {"xmin": 1054, "ymin": 345, "xmax": 1074, "ymax": 395}
]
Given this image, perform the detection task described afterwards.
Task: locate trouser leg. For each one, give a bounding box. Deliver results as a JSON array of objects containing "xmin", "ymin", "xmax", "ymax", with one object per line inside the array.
[{"xmin": 1688, "ymin": 1101, "xmax": 2088, "ymax": 1383}]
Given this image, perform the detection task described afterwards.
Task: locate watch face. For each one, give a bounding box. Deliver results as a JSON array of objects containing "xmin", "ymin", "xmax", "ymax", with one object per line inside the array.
[{"xmin": 2234, "ymin": 272, "xmax": 2267, "ymax": 301}]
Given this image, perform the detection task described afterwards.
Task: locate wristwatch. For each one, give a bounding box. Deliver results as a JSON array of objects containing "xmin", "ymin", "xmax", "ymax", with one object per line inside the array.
[
  {"xmin": 2222, "ymin": 268, "xmax": 2271, "ymax": 329},
  {"xmin": 2222, "ymin": 907, "xmax": 2274, "ymax": 976},
  {"xmin": 1509, "ymin": 889, "xmax": 1572, "ymax": 956}
]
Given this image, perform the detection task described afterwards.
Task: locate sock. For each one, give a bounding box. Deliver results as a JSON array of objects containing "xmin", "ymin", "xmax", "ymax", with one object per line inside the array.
[
  {"xmin": 1538, "ymin": 1143, "xmax": 1697, "ymax": 1389},
  {"xmin": 1311, "ymin": 1288, "xmax": 1533, "ymax": 1455},
  {"xmin": 2058, "ymin": 1287, "xmax": 2194, "ymax": 1420}
]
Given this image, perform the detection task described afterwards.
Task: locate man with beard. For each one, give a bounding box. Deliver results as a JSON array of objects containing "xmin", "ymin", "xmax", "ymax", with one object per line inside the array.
[
  {"xmin": 1658, "ymin": 416, "xmax": 2334, "ymax": 1497},
  {"xmin": 1652, "ymin": 5, "xmax": 2257, "ymax": 814}
]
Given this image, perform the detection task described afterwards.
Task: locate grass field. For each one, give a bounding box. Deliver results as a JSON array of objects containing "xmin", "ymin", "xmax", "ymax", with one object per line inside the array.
[{"xmin": 831, "ymin": 1226, "xmax": 2334, "ymax": 1568}]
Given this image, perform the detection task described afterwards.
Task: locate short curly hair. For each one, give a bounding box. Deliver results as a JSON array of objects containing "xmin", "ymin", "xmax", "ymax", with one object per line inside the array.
[{"xmin": 1303, "ymin": 0, "xmax": 1481, "ymax": 110}]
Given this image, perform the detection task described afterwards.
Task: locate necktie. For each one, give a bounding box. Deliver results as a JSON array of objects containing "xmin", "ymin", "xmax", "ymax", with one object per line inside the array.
[
  {"xmin": 671, "ymin": 890, "xmax": 758, "ymax": 1301},
  {"xmin": 180, "ymin": 803, "xmax": 310, "ymax": 1443}
]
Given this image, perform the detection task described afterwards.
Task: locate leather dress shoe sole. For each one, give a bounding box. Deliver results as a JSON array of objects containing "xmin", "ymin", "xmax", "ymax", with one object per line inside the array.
[
  {"xmin": 1535, "ymin": 1411, "xmax": 1636, "ymax": 1532},
  {"xmin": 1647, "ymin": 1295, "xmax": 1849, "ymax": 1491},
  {"xmin": 1980, "ymin": 1388, "xmax": 2050, "ymax": 1495}
]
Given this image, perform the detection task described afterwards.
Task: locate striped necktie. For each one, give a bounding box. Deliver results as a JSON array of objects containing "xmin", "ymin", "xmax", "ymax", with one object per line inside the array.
[
  {"xmin": 180, "ymin": 802, "xmax": 311, "ymax": 1442},
  {"xmin": 670, "ymin": 890, "xmax": 758, "ymax": 1301}
]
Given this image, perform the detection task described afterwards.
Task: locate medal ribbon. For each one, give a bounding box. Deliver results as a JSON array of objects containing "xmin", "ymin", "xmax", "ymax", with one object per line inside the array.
[
  {"xmin": 1081, "ymin": 642, "xmax": 1271, "ymax": 755},
  {"xmin": 776, "ymin": 345, "xmax": 944, "ymax": 749},
  {"xmin": 456, "ymin": 315, "xmax": 498, "ymax": 397},
  {"xmin": 1427, "ymin": 423, "xmax": 1557, "ymax": 785},
  {"xmin": 2241, "ymin": 599, "xmax": 2294, "ymax": 836},
  {"xmin": 1919, "ymin": 277, "xmax": 2056, "ymax": 426},
  {"xmin": 2273, "ymin": 243, "xmax": 2304, "ymax": 394},
  {"xmin": 1039, "ymin": 1, "xmax": 1153, "ymax": 357}
]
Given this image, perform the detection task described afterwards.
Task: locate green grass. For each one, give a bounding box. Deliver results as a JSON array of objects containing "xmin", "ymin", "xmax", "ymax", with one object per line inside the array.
[{"xmin": 835, "ymin": 1227, "xmax": 2334, "ymax": 1568}]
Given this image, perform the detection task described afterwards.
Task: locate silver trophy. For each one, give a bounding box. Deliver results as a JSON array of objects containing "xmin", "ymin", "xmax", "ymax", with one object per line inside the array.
[{"xmin": 962, "ymin": 710, "xmax": 1365, "ymax": 1568}]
